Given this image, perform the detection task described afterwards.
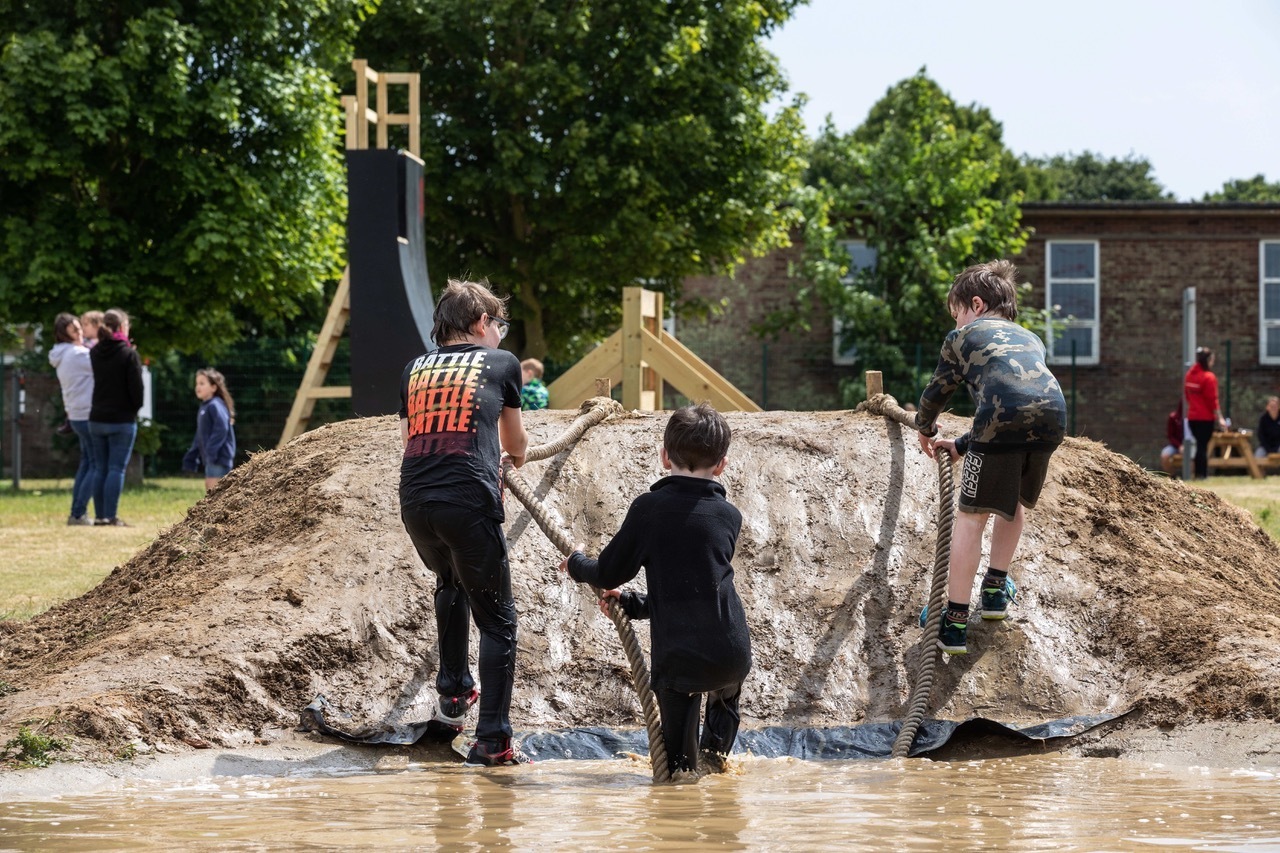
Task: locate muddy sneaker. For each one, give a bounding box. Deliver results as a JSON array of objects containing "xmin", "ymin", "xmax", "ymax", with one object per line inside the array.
[
  {"xmin": 980, "ymin": 576, "xmax": 1017, "ymax": 621},
  {"xmin": 97, "ymin": 517, "xmax": 129, "ymax": 527},
  {"xmin": 426, "ymin": 687, "xmax": 479, "ymax": 738},
  {"xmin": 463, "ymin": 737, "xmax": 530, "ymax": 767},
  {"xmin": 937, "ymin": 613, "xmax": 969, "ymax": 655},
  {"xmin": 699, "ymin": 749, "xmax": 728, "ymax": 774},
  {"xmin": 67, "ymin": 515, "xmax": 94, "ymax": 526}
]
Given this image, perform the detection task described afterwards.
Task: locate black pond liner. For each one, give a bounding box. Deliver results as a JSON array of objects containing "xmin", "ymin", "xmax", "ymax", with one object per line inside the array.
[{"xmin": 300, "ymin": 696, "xmax": 1122, "ymax": 760}]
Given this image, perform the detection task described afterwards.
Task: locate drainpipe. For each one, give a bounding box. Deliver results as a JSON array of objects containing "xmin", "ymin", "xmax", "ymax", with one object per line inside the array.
[{"xmin": 1182, "ymin": 287, "xmax": 1196, "ymax": 481}]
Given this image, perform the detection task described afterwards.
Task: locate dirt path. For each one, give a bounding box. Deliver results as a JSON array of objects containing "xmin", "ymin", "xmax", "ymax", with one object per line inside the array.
[{"xmin": 3, "ymin": 408, "xmax": 1279, "ymax": 772}]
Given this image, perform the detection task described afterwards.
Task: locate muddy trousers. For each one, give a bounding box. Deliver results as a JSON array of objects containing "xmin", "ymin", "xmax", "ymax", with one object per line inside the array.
[
  {"xmin": 401, "ymin": 503, "xmax": 517, "ymax": 742},
  {"xmin": 656, "ymin": 681, "xmax": 743, "ymax": 773}
]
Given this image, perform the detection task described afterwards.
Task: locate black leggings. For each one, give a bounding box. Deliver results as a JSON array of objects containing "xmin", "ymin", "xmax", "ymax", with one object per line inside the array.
[
  {"xmin": 402, "ymin": 503, "xmax": 517, "ymax": 743},
  {"xmin": 656, "ymin": 681, "xmax": 744, "ymax": 773},
  {"xmin": 1188, "ymin": 420, "xmax": 1215, "ymax": 479}
]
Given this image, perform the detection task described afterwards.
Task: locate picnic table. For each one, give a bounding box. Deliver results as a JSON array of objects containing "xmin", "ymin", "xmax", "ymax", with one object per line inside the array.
[{"xmin": 1207, "ymin": 430, "xmax": 1263, "ymax": 479}]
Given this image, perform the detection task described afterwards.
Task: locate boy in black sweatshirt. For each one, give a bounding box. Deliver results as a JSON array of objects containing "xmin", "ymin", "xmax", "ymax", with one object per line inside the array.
[{"xmin": 560, "ymin": 403, "xmax": 751, "ymax": 775}]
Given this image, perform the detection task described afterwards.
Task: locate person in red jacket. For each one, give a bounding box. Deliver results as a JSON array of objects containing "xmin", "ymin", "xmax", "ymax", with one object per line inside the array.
[{"xmin": 1183, "ymin": 347, "xmax": 1227, "ymax": 479}]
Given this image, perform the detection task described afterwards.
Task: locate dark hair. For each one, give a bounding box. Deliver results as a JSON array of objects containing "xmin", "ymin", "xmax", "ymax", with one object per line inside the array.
[
  {"xmin": 53, "ymin": 312, "xmax": 80, "ymax": 344},
  {"xmin": 197, "ymin": 367, "xmax": 236, "ymax": 423},
  {"xmin": 431, "ymin": 279, "xmax": 507, "ymax": 345},
  {"xmin": 948, "ymin": 259, "xmax": 1020, "ymax": 321},
  {"xmin": 99, "ymin": 308, "xmax": 130, "ymax": 344},
  {"xmin": 1195, "ymin": 346, "xmax": 1214, "ymax": 370},
  {"xmin": 664, "ymin": 403, "xmax": 731, "ymax": 471}
]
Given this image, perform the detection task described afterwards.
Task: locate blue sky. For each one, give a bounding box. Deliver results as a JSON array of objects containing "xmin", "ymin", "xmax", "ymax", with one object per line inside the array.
[{"xmin": 765, "ymin": 1, "xmax": 1280, "ymax": 200}]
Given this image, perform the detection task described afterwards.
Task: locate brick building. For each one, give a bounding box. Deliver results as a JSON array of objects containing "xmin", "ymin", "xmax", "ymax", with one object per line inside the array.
[{"xmin": 679, "ymin": 202, "xmax": 1280, "ymax": 468}]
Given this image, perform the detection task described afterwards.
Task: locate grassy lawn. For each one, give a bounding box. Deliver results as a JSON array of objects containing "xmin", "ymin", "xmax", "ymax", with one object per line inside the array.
[
  {"xmin": 1194, "ymin": 475, "xmax": 1280, "ymax": 541},
  {"xmin": 0, "ymin": 477, "xmax": 206, "ymax": 620},
  {"xmin": 0, "ymin": 470, "xmax": 1276, "ymax": 624}
]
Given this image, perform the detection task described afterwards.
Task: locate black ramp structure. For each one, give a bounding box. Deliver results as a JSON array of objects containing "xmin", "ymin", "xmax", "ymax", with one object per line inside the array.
[{"xmin": 347, "ymin": 149, "xmax": 435, "ymax": 416}]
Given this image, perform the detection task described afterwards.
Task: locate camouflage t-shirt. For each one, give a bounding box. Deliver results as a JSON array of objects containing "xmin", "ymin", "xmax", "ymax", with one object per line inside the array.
[{"xmin": 915, "ymin": 317, "xmax": 1066, "ymax": 453}]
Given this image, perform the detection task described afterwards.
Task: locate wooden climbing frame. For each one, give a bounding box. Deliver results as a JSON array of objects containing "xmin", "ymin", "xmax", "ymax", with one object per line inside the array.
[
  {"xmin": 279, "ymin": 60, "xmax": 420, "ymax": 447},
  {"xmin": 547, "ymin": 287, "xmax": 762, "ymax": 412}
]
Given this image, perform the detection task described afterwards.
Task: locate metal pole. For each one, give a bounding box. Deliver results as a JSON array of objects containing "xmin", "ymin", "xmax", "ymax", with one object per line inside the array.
[
  {"xmin": 1223, "ymin": 339, "xmax": 1232, "ymax": 424},
  {"xmin": 761, "ymin": 343, "xmax": 768, "ymax": 410},
  {"xmin": 1182, "ymin": 287, "xmax": 1197, "ymax": 481},
  {"xmin": 1070, "ymin": 339, "xmax": 1077, "ymax": 436},
  {"xmin": 12, "ymin": 368, "xmax": 24, "ymax": 489},
  {"xmin": 0, "ymin": 362, "xmax": 5, "ymax": 478}
]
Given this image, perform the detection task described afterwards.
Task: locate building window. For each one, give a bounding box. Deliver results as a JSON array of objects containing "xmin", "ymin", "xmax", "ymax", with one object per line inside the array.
[
  {"xmin": 1261, "ymin": 241, "xmax": 1280, "ymax": 365},
  {"xmin": 1045, "ymin": 240, "xmax": 1100, "ymax": 366},
  {"xmin": 833, "ymin": 240, "xmax": 878, "ymax": 365}
]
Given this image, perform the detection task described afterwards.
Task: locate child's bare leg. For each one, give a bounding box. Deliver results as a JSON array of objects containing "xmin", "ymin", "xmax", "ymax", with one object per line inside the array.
[
  {"xmin": 988, "ymin": 504, "xmax": 1025, "ymax": 571},
  {"xmin": 948, "ymin": 510, "xmax": 990, "ymax": 605}
]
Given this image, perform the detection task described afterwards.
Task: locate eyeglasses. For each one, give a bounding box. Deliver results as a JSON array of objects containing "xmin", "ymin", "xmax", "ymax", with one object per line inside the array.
[{"xmin": 488, "ymin": 315, "xmax": 510, "ymax": 341}]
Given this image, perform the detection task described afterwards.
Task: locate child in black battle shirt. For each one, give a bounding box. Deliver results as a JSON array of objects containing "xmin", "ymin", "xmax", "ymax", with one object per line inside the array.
[
  {"xmin": 561, "ymin": 403, "xmax": 751, "ymax": 774},
  {"xmin": 399, "ymin": 279, "xmax": 529, "ymax": 767}
]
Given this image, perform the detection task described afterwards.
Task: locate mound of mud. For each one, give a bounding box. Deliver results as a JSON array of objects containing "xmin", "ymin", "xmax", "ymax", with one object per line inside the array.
[{"xmin": 3, "ymin": 409, "xmax": 1279, "ymax": 762}]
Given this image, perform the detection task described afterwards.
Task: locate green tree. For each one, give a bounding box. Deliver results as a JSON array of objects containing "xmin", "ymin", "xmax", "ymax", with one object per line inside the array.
[
  {"xmin": 353, "ymin": 0, "xmax": 809, "ymax": 360},
  {"xmin": 0, "ymin": 0, "xmax": 371, "ymax": 356},
  {"xmin": 1022, "ymin": 150, "xmax": 1173, "ymax": 201},
  {"xmin": 1203, "ymin": 174, "xmax": 1280, "ymax": 202},
  {"xmin": 767, "ymin": 71, "xmax": 1029, "ymax": 403}
]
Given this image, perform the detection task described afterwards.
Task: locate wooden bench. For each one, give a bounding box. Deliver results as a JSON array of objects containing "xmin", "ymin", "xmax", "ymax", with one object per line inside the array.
[{"xmin": 1167, "ymin": 435, "xmax": 1268, "ymax": 478}]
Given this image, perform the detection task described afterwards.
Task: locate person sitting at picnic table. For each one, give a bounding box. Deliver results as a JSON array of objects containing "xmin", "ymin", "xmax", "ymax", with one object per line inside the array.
[
  {"xmin": 1255, "ymin": 396, "xmax": 1280, "ymax": 458},
  {"xmin": 1161, "ymin": 403, "xmax": 1183, "ymax": 476}
]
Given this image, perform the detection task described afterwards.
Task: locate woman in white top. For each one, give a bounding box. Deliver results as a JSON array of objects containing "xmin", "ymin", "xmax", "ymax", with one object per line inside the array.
[{"xmin": 48, "ymin": 313, "xmax": 97, "ymax": 525}]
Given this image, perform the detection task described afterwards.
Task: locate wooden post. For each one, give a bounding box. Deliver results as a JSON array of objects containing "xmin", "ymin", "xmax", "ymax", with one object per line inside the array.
[
  {"xmin": 865, "ymin": 370, "xmax": 883, "ymax": 398},
  {"xmin": 644, "ymin": 290, "xmax": 663, "ymax": 410},
  {"xmin": 546, "ymin": 286, "xmax": 761, "ymax": 412},
  {"xmin": 621, "ymin": 287, "xmax": 644, "ymax": 410}
]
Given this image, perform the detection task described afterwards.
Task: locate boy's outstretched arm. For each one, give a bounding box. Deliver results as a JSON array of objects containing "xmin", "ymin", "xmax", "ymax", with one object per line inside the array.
[
  {"xmin": 559, "ymin": 502, "xmax": 647, "ymax": 590},
  {"xmin": 559, "ymin": 544, "xmax": 650, "ymax": 619}
]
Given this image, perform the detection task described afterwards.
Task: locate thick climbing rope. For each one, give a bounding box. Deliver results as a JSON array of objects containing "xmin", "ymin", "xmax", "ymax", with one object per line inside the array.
[
  {"xmin": 856, "ymin": 393, "xmax": 956, "ymax": 759},
  {"xmin": 501, "ymin": 398, "xmax": 672, "ymax": 783}
]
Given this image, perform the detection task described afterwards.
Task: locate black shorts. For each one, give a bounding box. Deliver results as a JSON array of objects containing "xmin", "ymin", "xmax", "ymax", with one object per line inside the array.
[{"xmin": 957, "ymin": 447, "xmax": 1056, "ymax": 521}]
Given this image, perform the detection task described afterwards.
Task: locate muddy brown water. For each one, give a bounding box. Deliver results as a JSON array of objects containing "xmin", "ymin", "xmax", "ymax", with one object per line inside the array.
[
  {"xmin": 4, "ymin": 407, "xmax": 1280, "ymax": 850},
  {"xmin": 3, "ymin": 754, "xmax": 1280, "ymax": 850}
]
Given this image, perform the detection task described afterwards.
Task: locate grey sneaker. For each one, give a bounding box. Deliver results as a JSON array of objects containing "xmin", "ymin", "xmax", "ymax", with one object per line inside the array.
[
  {"xmin": 67, "ymin": 515, "xmax": 94, "ymax": 526},
  {"xmin": 99, "ymin": 518, "xmax": 130, "ymax": 527}
]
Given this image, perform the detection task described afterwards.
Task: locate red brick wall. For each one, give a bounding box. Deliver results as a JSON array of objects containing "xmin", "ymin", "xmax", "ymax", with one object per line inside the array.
[
  {"xmin": 1014, "ymin": 206, "xmax": 1280, "ymax": 465},
  {"xmin": 676, "ymin": 205, "xmax": 1280, "ymax": 468},
  {"xmin": 680, "ymin": 239, "xmax": 861, "ymax": 410}
]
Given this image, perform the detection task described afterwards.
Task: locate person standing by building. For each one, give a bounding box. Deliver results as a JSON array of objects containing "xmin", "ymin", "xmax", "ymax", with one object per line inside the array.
[
  {"xmin": 48, "ymin": 313, "xmax": 97, "ymax": 525},
  {"xmin": 88, "ymin": 309, "xmax": 143, "ymax": 526},
  {"xmin": 1183, "ymin": 347, "xmax": 1226, "ymax": 480},
  {"xmin": 398, "ymin": 279, "xmax": 531, "ymax": 767}
]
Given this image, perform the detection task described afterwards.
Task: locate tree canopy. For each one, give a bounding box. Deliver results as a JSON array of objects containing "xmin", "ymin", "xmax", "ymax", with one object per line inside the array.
[
  {"xmin": 1202, "ymin": 174, "xmax": 1280, "ymax": 203},
  {"xmin": 0, "ymin": 0, "xmax": 370, "ymax": 355},
  {"xmin": 771, "ymin": 71, "xmax": 1029, "ymax": 403},
  {"xmin": 1021, "ymin": 150, "xmax": 1173, "ymax": 202},
  {"xmin": 353, "ymin": 0, "xmax": 809, "ymax": 361}
]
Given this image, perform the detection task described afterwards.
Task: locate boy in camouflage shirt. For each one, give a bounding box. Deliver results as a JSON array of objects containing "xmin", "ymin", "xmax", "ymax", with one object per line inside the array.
[{"xmin": 915, "ymin": 260, "xmax": 1067, "ymax": 654}]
